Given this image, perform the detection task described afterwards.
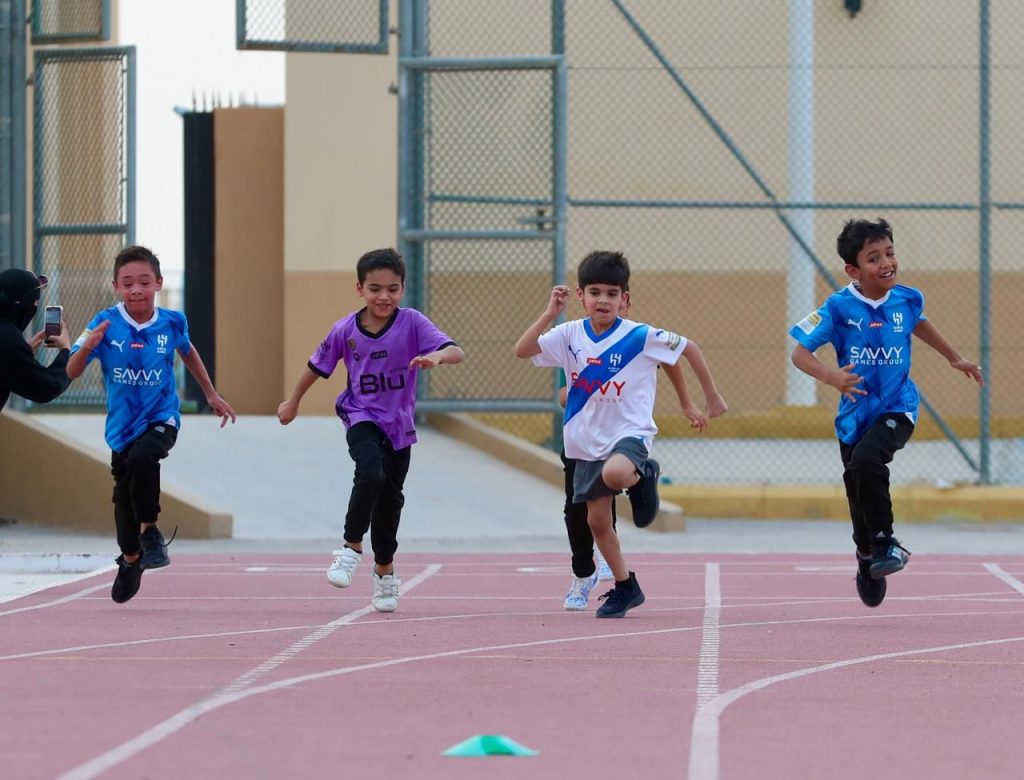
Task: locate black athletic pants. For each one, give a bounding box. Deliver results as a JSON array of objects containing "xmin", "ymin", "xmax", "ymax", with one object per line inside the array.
[
  {"xmin": 343, "ymin": 422, "xmax": 411, "ymax": 566},
  {"xmin": 561, "ymin": 449, "xmax": 617, "ymax": 578},
  {"xmin": 111, "ymin": 423, "xmax": 178, "ymax": 555},
  {"xmin": 839, "ymin": 413, "xmax": 914, "ymax": 555}
]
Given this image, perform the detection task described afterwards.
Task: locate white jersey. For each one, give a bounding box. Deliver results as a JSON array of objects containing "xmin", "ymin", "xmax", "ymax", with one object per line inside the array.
[{"xmin": 533, "ymin": 317, "xmax": 686, "ymax": 461}]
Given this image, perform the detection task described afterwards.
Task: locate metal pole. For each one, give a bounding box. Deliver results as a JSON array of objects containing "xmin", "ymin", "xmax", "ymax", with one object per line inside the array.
[
  {"xmin": 551, "ymin": 0, "xmax": 566, "ymax": 450},
  {"xmin": 125, "ymin": 48, "xmax": 136, "ymax": 245},
  {"xmin": 785, "ymin": 0, "xmax": 816, "ymax": 405},
  {"xmin": 978, "ymin": 0, "xmax": 991, "ymax": 483},
  {"xmin": 1, "ymin": 0, "xmax": 12, "ymax": 272}
]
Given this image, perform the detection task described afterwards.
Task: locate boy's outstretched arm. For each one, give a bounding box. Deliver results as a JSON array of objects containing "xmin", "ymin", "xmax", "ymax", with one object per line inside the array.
[
  {"xmin": 661, "ymin": 360, "xmax": 707, "ymax": 432},
  {"xmin": 409, "ymin": 344, "xmax": 465, "ymax": 369},
  {"xmin": 514, "ymin": 285, "xmax": 570, "ymax": 359},
  {"xmin": 277, "ymin": 366, "xmax": 319, "ymax": 425},
  {"xmin": 66, "ymin": 319, "xmax": 110, "ymax": 379},
  {"xmin": 180, "ymin": 344, "xmax": 237, "ymax": 426},
  {"xmin": 913, "ymin": 320, "xmax": 984, "ymax": 385},
  {"xmin": 791, "ymin": 343, "xmax": 867, "ymax": 402},
  {"xmin": 681, "ymin": 339, "xmax": 728, "ymax": 418}
]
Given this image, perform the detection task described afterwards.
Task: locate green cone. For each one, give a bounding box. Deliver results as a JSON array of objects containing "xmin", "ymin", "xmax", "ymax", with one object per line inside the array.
[{"xmin": 443, "ymin": 734, "xmax": 538, "ymax": 757}]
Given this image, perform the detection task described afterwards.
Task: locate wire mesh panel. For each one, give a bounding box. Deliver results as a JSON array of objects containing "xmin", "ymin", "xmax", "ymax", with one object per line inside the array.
[
  {"xmin": 404, "ymin": 61, "xmax": 564, "ymax": 421},
  {"xmin": 31, "ymin": 0, "xmax": 109, "ymax": 43},
  {"xmin": 237, "ymin": 0, "xmax": 388, "ymax": 53},
  {"xmin": 409, "ymin": 0, "xmax": 1024, "ymax": 486},
  {"xmin": 33, "ymin": 47, "xmax": 134, "ymax": 406}
]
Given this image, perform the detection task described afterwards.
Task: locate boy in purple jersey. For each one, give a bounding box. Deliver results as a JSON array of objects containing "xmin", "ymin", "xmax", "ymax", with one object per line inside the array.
[
  {"xmin": 278, "ymin": 248, "xmax": 464, "ymax": 612},
  {"xmin": 790, "ymin": 219, "xmax": 983, "ymax": 608},
  {"xmin": 67, "ymin": 245, "xmax": 236, "ymax": 604}
]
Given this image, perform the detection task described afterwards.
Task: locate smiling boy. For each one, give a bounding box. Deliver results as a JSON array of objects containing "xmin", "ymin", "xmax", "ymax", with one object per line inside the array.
[
  {"xmin": 68, "ymin": 245, "xmax": 236, "ymax": 603},
  {"xmin": 278, "ymin": 248, "xmax": 464, "ymax": 613},
  {"xmin": 516, "ymin": 250, "xmax": 725, "ymax": 618},
  {"xmin": 790, "ymin": 218, "xmax": 983, "ymax": 607}
]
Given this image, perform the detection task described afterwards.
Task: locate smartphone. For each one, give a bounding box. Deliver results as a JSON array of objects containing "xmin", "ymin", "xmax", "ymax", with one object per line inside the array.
[{"xmin": 44, "ymin": 305, "xmax": 62, "ymax": 338}]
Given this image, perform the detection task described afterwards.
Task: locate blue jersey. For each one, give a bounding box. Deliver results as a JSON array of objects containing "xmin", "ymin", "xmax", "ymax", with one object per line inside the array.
[
  {"xmin": 789, "ymin": 283, "xmax": 926, "ymax": 444},
  {"xmin": 72, "ymin": 303, "xmax": 191, "ymax": 452}
]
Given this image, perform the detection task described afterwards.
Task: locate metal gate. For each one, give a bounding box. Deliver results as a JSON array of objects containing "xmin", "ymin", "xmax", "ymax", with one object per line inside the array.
[{"xmin": 32, "ymin": 46, "xmax": 135, "ymax": 405}]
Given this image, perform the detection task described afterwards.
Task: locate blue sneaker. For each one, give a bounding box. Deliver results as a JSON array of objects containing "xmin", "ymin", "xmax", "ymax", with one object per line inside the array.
[
  {"xmin": 564, "ymin": 571, "xmax": 600, "ymax": 611},
  {"xmin": 869, "ymin": 533, "xmax": 910, "ymax": 579},
  {"xmin": 856, "ymin": 551, "xmax": 886, "ymax": 607},
  {"xmin": 626, "ymin": 460, "xmax": 661, "ymax": 528},
  {"xmin": 595, "ymin": 572, "xmax": 645, "ymax": 618}
]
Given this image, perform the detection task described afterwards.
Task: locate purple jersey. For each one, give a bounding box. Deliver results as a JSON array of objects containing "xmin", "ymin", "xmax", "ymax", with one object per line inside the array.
[{"xmin": 309, "ymin": 307, "xmax": 455, "ymax": 449}]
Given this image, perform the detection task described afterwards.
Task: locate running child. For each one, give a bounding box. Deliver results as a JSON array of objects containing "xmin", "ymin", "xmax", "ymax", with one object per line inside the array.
[
  {"xmin": 277, "ymin": 248, "xmax": 464, "ymax": 613},
  {"xmin": 67, "ymin": 245, "xmax": 236, "ymax": 604},
  {"xmin": 789, "ymin": 218, "xmax": 983, "ymax": 607}
]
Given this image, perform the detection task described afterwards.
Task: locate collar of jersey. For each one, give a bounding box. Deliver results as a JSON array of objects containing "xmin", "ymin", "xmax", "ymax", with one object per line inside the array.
[
  {"xmin": 116, "ymin": 301, "xmax": 160, "ymax": 330},
  {"xmin": 846, "ymin": 282, "xmax": 890, "ymax": 309},
  {"xmin": 583, "ymin": 316, "xmax": 622, "ymax": 342},
  {"xmin": 356, "ymin": 306, "xmax": 400, "ymax": 339}
]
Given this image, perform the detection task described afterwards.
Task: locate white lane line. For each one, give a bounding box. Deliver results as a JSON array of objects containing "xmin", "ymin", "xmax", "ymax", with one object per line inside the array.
[
  {"xmin": 689, "ymin": 563, "xmax": 722, "ymax": 780},
  {"xmin": 58, "ymin": 564, "xmax": 441, "ymax": 780},
  {"xmin": 0, "ymin": 579, "xmax": 111, "ymax": 615},
  {"xmin": 218, "ymin": 564, "xmax": 441, "ymax": 697},
  {"xmin": 983, "ymin": 563, "xmax": 1024, "ymax": 596}
]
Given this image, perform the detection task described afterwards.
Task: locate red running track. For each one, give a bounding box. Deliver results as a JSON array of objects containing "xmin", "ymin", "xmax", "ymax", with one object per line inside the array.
[{"xmin": 3, "ymin": 553, "xmax": 1024, "ymax": 779}]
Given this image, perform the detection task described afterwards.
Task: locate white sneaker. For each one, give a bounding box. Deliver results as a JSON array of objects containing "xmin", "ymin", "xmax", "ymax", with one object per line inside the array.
[
  {"xmin": 372, "ymin": 572, "xmax": 401, "ymax": 612},
  {"xmin": 327, "ymin": 547, "xmax": 362, "ymax": 588},
  {"xmin": 595, "ymin": 549, "xmax": 613, "ymax": 581},
  {"xmin": 564, "ymin": 571, "xmax": 599, "ymax": 611}
]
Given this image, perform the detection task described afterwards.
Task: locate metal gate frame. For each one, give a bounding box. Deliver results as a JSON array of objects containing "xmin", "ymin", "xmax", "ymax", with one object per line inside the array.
[{"xmin": 396, "ymin": 0, "xmax": 568, "ymax": 417}]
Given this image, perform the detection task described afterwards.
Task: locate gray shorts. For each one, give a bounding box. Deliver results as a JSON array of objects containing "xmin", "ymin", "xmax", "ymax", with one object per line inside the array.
[{"xmin": 572, "ymin": 437, "xmax": 649, "ymax": 503}]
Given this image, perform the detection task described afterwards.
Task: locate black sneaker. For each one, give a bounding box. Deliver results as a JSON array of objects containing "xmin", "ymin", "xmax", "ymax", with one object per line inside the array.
[
  {"xmin": 626, "ymin": 460, "xmax": 661, "ymax": 528},
  {"xmin": 869, "ymin": 533, "xmax": 910, "ymax": 580},
  {"xmin": 855, "ymin": 552, "xmax": 887, "ymax": 607},
  {"xmin": 140, "ymin": 525, "xmax": 174, "ymax": 570},
  {"xmin": 595, "ymin": 572, "xmax": 646, "ymax": 618},
  {"xmin": 111, "ymin": 555, "xmax": 144, "ymax": 604}
]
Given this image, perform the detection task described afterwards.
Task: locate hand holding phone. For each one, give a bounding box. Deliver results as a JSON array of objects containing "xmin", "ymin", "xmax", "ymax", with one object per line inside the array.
[{"xmin": 44, "ymin": 305, "xmax": 63, "ymax": 337}]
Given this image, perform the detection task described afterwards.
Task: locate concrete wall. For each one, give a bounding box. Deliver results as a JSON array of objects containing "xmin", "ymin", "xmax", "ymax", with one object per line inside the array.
[
  {"xmin": 0, "ymin": 410, "xmax": 231, "ymax": 538},
  {"xmin": 213, "ymin": 107, "xmax": 284, "ymax": 413}
]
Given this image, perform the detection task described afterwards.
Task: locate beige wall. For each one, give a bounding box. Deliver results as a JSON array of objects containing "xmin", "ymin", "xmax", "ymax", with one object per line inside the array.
[
  {"xmin": 213, "ymin": 108, "xmax": 285, "ymax": 413},
  {"xmin": 283, "ymin": 21, "xmax": 399, "ymax": 413}
]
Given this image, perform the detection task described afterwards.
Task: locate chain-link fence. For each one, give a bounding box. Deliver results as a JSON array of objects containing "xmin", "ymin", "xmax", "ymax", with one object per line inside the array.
[
  {"xmin": 407, "ymin": 0, "xmax": 1023, "ymax": 487},
  {"xmin": 237, "ymin": 0, "xmax": 388, "ymax": 53},
  {"xmin": 32, "ymin": 48, "xmax": 134, "ymax": 405},
  {"xmin": 30, "ymin": 0, "xmax": 109, "ymax": 44}
]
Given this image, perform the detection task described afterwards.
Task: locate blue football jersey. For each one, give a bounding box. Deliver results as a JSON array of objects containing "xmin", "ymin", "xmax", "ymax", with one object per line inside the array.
[
  {"xmin": 789, "ymin": 283, "xmax": 926, "ymax": 444},
  {"xmin": 72, "ymin": 303, "xmax": 191, "ymax": 451}
]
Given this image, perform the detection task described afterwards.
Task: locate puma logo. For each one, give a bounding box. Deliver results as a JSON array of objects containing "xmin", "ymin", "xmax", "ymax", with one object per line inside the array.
[
  {"xmin": 567, "ymin": 344, "xmax": 581, "ymax": 362},
  {"xmin": 846, "ymin": 318, "xmax": 863, "ymax": 333},
  {"xmin": 110, "ymin": 338, "xmax": 125, "ymax": 352}
]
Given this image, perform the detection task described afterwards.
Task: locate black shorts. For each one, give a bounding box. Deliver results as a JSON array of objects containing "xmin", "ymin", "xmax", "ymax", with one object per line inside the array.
[{"xmin": 571, "ymin": 437, "xmax": 648, "ymax": 503}]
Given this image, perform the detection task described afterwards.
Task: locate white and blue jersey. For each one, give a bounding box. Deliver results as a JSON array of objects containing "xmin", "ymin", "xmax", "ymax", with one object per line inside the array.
[
  {"xmin": 72, "ymin": 303, "xmax": 190, "ymax": 452},
  {"xmin": 533, "ymin": 317, "xmax": 686, "ymax": 461},
  {"xmin": 790, "ymin": 283, "xmax": 925, "ymax": 444}
]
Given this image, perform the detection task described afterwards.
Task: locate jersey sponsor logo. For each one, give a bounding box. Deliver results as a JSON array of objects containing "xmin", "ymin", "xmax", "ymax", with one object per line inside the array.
[
  {"xmin": 112, "ymin": 367, "xmax": 163, "ymax": 386},
  {"xmin": 796, "ymin": 311, "xmax": 822, "ymax": 335},
  {"xmin": 869, "ymin": 321, "xmax": 884, "ymax": 328},
  {"xmin": 586, "ymin": 357, "xmax": 602, "ymax": 366},
  {"xmin": 570, "ymin": 373, "xmax": 625, "ymax": 398},
  {"xmin": 358, "ymin": 370, "xmax": 407, "ymax": 395},
  {"xmin": 110, "ymin": 338, "xmax": 125, "ymax": 352},
  {"xmin": 130, "ymin": 342, "xmax": 145, "ymax": 349},
  {"xmin": 370, "ymin": 350, "xmax": 388, "ymax": 359},
  {"xmin": 849, "ymin": 345, "xmax": 904, "ymax": 365},
  {"xmin": 846, "ymin": 317, "xmax": 863, "ymax": 332}
]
